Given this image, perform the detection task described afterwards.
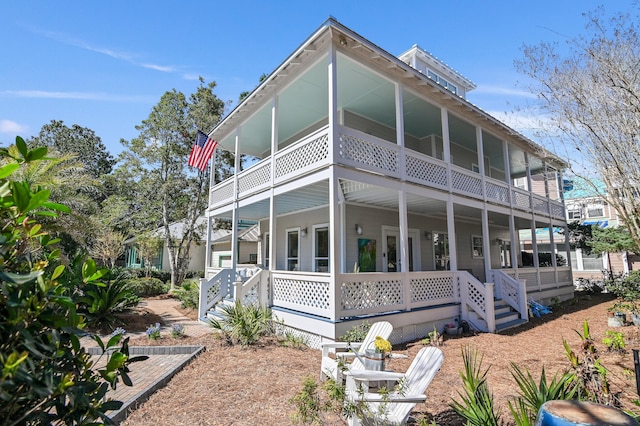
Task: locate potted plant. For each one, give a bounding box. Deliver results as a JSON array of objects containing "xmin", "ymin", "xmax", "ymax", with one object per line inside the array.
[
  {"xmin": 364, "ymin": 336, "xmax": 392, "ymax": 371},
  {"xmin": 444, "ymin": 322, "xmax": 460, "ymax": 335},
  {"xmin": 607, "ymin": 302, "xmax": 628, "ymax": 327},
  {"xmin": 607, "ymin": 271, "xmax": 640, "ymax": 326}
]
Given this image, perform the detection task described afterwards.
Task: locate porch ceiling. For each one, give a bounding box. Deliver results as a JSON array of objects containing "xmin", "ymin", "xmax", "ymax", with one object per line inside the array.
[
  {"xmin": 340, "ymin": 179, "xmax": 448, "ymax": 216},
  {"xmin": 213, "ymin": 181, "xmax": 331, "ymax": 221}
]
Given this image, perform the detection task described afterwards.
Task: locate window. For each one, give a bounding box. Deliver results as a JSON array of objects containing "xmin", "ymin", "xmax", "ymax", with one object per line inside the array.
[
  {"xmin": 286, "ymin": 229, "xmax": 299, "ymax": 271},
  {"xmin": 313, "ymin": 225, "xmax": 329, "ymax": 272},
  {"xmin": 264, "ymin": 233, "xmax": 270, "ymax": 269},
  {"xmin": 586, "ymin": 201, "xmax": 604, "ymax": 218},
  {"xmin": 472, "ymin": 236, "xmax": 483, "ymax": 258},
  {"xmin": 567, "ymin": 208, "xmax": 582, "ymax": 220}
]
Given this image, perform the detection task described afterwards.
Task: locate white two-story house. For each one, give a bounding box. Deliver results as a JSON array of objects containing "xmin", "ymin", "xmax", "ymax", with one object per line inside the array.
[{"xmin": 198, "ymin": 19, "xmax": 572, "ymax": 346}]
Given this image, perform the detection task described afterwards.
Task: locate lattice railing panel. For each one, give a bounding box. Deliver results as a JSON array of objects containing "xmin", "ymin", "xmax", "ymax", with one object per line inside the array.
[
  {"xmin": 465, "ymin": 280, "xmax": 487, "ymax": 313},
  {"xmin": 533, "ymin": 196, "xmax": 548, "ymax": 214},
  {"xmin": 550, "ymin": 202, "xmax": 565, "ymax": 219},
  {"xmin": 240, "ymin": 282, "xmax": 260, "ymax": 306},
  {"xmin": 238, "ymin": 162, "xmax": 270, "ymax": 194},
  {"xmin": 340, "ymin": 279, "xmax": 403, "ymax": 311},
  {"xmin": 451, "ymin": 169, "xmax": 483, "ymax": 198},
  {"xmin": 275, "ymin": 133, "xmax": 329, "ymax": 179},
  {"xmin": 485, "ymin": 181, "xmax": 510, "ymax": 205},
  {"xmin": 272, "ymin": 277, "xmax": 331, "ymax": 310},
  {"xmin": 206, "ymin": 280, "xmax": 222, "ymax": 306},
  {"xmin": 410, "ymin": 276, "xmax": 454, "ymax": 302},
  {"xmin": 406, "ymin": 155, "xmax": 447, "ymax": 187},
  {"xmin": 338, "ymin": 132, "xmax": 398, "ymax": 174},
  {"xmin": 210, "ymin": 180, "xmax": 234, "ymax": 206},
  {"xmin": 512, "ymin": 190, "xmax": 531, "ymax": 210}
]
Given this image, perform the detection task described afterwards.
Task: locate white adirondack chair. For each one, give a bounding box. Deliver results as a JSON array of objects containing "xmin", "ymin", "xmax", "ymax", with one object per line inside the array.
[
  {"xmin": 320, "ymin": 321, "xmax": 393, "ymax": 383},
  {"xmin": 344, "ymin": 346, "xmax": 444, "ymax": 426}
]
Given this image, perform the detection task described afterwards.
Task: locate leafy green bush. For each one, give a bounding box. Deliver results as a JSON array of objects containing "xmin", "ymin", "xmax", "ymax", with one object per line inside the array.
[
  {"xmin": 603, "ymin": 330, "xmax": 626, "ymax": 353},
  {"xmin": 77, "ymin": 271, "xmax": 140, "ymax": 331},
  {"xmin": 508, "ymin": 363, "xmax": 576, "ymax": 425},
  {"xmin": 209, "ymin": 300, "xmax": 273, "ymax": 345},
  {"xmin": 339, "ymin": 320, "xmax": 371, "ymax": 342},
  {"xmin": 175, "ymin": 279, "xmax": 199, "ymax": 309},
  {"xmin": 450, "ymin": 346, "xmax": 501, "ymax": 425},
  {"xmin": 126, "ymin": 277, "xmax": 168, "ymax": 297},
  {"xmin": 0, "ymin": 138, "xmax": 145, "ymax": 424}
]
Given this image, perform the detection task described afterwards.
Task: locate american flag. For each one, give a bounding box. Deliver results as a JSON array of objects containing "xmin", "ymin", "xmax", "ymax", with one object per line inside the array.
[{"xmin": 188, "ymin": 130, "xmax": 217, "ymax": 171}]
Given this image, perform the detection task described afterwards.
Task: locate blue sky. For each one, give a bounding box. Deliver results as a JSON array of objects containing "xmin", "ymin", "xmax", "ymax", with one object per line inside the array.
[{"xmin": 0, "ymin": 1, "xmax": 631, "ymax": 156}]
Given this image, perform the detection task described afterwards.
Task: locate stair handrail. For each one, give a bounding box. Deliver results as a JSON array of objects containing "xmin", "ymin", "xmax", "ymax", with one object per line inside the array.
[
  {"xmin": 459, "ymin": 271, "xmax": 496, "ymax": 333},
  {"xmin": 493, "ymin": 269, "xmax": 529, "ymax": 322},
  {"xmin": 198, "ymin": 268, "xmax": 233, "ymax": 320},
  {"xmin": 234, "ymin": 268, "xmax": 265, "ymax": 306}
]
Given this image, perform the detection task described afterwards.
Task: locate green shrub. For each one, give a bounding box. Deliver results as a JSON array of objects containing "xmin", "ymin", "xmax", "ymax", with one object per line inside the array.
[
  {"xmin": 0, "ymin": 138, "xmax": 145, "ymax": 424},
  {"xmin": 209, "ymin": 300, "xmax": 273, "ymax": 345},
  {"xmin": 77, "ymin": 273, "xmax": 140, "ymax": 332},
  {"xmin": 126, "ymin": 277, "xmax": 168, "ymax": 297},
  {"xmin": 450, "ymin": 346, "xmax": 501, "ymax": 425},
  {"xmin": 175, "ymin": 280, "xmax": 199, "ymax": 309},
  {"xmin": 507, "ymin": 363, "xmax": 576, "ymax": 425},
  {"xmin": 603, "ymin": 330, "xmax": 626, "ymax": 353},
  {"xmin": 339, "ymin": 320, "xmax": 371, "ymax": 342}
]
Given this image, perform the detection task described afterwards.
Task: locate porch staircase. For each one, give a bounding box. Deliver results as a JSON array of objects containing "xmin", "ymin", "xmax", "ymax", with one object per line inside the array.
[{"xmin": 493, "ymin": 298, "xmax": 527, "ymax": 332}]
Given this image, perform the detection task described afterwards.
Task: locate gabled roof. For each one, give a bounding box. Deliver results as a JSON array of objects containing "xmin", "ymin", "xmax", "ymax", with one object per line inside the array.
[
  {"xmin": 211, "ymin": 224, "xmax": 260, "ymax": 244},
  {"xmin": 209, "ymin": 18, "xmax": 566, "ymax": 169}
]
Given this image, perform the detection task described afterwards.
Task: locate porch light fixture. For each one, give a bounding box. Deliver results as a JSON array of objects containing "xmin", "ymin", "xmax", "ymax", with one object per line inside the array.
[
  {"xmin": 339, "ymin": 35, "xmax": 348, "ymax": 47},
  {"xmin": 424, "ymin": 231, "xmax": 432, "ymax": 240},
  {"xmin": 301, "ymin": 227, "xmax": 308, "ymax": 237},
  {"xmin": 355, "ymin": 224, "xmax": 363, "ymax": 235}
]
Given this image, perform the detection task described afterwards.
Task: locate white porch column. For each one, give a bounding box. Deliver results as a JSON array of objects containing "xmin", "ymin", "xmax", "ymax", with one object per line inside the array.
[
  {"xmin": 441, "ymin": 108, "xmax": 452, "ymax": 191},
  {"xmin": 446, "ymin": 198, "xmax": 458, "ymax": 271},
  {"xmin": 398, "ymin": 188, "xmax": 408, "ymax": 272},
  {"xmin": 231, "ymin": 129, "xmax": 241, "ymax": 291},
  {"xmin": 509, "ymin": 214, "xmax": 518, "ymax": 274},
  {"xmin": 481, "ymin": 209, "xmax": 491, "ymax": 282},
  {"xmin": 328, "ymin": 39, "xmax": 338, "ymax": 164},
  {"xmin": 205, "ymin": 215, "xmax": 213, "ymax": 272},
  {"xmin": 269, "ymin": 94, "xmax": 278, "ymax": 272}
]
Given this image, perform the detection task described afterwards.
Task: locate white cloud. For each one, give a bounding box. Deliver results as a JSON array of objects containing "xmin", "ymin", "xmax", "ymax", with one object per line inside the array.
[
  {"xmin": 3, "ymin": 90, "xmax": 155, "ymax": 103},
  {"xmin": 27, "ymin": 26, "xmax": 182, "ymax": 75},
  {"xmin": 474, "ymin": 84, "xmax": 537, "ymax": 99},
  {"xmin": 0, "ymin": 119, "xmax": 27, "ymax": 134}
]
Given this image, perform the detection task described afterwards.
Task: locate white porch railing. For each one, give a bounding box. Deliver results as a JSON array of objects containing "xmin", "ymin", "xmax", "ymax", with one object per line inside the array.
[
  {"xmin": 492, "ymin": 269, "xmax": 529, "ymax": 322},
  {"xmin": 459, "ymin": 272, "xmax": 496, "ymax": 333},
  {"xmin": 234, "ymin": 268, "xmax": 268, "ymax": 306},
  {"xmin": 198, "ymin": 268, "xmax": 233, "ymax": 319},
  {"xmin": 208, "ymin": 124, "xmax": 561, "ymax": 220}
]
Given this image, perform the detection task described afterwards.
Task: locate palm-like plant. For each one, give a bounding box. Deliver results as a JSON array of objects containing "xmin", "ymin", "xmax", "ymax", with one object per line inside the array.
[{"xmin": 209, "ymin": 300, "xmax": 273, "ymax": 345}]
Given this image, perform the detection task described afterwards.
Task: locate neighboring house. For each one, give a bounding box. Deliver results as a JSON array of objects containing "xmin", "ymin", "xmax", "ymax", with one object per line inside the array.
[
  {"xmin": 125, "ymin": 216, "xmax": 209, "ymax": 273},
  {"xmin": 199, "ymin": 19, "xmax": 572, "ymax": 346},
  {"xmin": 210, "ymin": 224, "xmax": 261, "ymax": 268},
  {"xmin": 563, "ymin": 181, "xmax": 639, "ymax": 282}
]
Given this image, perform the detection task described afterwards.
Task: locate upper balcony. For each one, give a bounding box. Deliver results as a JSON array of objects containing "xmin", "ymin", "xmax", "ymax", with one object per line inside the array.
[{"xmin": 209, "ymin": 123, "xmax": 566, "ymax": 221}]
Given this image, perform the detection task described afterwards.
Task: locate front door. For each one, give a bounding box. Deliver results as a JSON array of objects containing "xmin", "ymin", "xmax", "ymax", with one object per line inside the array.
[
  {"xmin": 434, "ymin": 232, "xmax": 450, "ymax": 270},
  {"xmin": 382, "ymin": 228, "xmax": 418, "ymax": 272}
]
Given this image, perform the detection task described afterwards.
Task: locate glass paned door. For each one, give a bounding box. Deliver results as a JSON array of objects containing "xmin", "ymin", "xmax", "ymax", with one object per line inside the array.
[
  {"xmin": 383, "ymin": 230, "xmax": 415, "ymax": 272},
  {"xmin": 434, "ymin": 232, "xmax": 450, "ymax": 270},
  {"xmin": 287, "ymin": 229, "xmax": 299, "ymax": 271},
  {"xmin": 314, "ymin": 226, "xmax": 329, "ymax": 272}
]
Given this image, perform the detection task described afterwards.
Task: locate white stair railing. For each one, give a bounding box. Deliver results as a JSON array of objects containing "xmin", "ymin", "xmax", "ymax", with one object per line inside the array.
[
  {"xmin": 459, "ymin": 271, "xmax": 496, "ymax": 333},
  {"xmin": 198, "ymin": 269, "xmax": 233, "ymax": 320},
  {"xmin": 234, "ymin": 268, "xmax": 266, "ymax": 306},
  {"xmin": 492, "ymin": 269, "xmax": 529, "ymax": 322}
]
